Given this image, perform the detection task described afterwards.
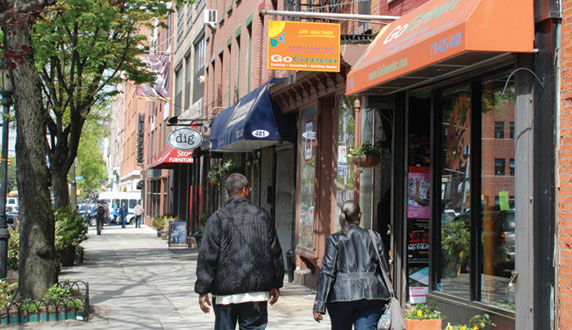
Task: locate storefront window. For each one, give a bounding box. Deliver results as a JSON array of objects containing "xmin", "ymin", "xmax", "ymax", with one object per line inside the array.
[
  {"xmin": 359, "ymin": 108, "xmax": 375, "ymax": 230},
  {"xmin": 438, "ymin": 86, "xmax": 471, "ymax": 299},
  {"xmin": 298, "ymin": 106, "xmax": 317, "ymax": 249},
  {"xmin": 336, "ymin": 96, "xmax": 356, "ymax": 231},
  {"xmin": 480, "ymin": 78, "xmax": 516, "ymax": 311}
]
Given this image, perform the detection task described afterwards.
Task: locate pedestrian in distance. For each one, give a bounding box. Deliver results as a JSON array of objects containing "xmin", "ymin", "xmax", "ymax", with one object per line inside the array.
[
  {"xmin": 113, "ymin": 203, "xmax": 119, "ymax": 224},
  {"xmin": 313, "ymin": 200, "xmax": 392, "ymax": 330},
  {"xmin": 95, "ymin": 201, "xmax": 107, "ymax": 236},
  {"xmin": 134, "ymin": 201, "xmax": 144, "ymax": 228},
  {"xmin": 195, "ymin": 173, "xmax": 284, "ymax": 330},
  {"xmin": 119, "ymin": 203, "xmax": 128, "ymax": 228}
]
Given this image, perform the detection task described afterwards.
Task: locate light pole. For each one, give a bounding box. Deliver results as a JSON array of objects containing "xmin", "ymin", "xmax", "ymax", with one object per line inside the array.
[{"xmin": 0, "ymin": 64, "xmax": 13, "ymax": 279}]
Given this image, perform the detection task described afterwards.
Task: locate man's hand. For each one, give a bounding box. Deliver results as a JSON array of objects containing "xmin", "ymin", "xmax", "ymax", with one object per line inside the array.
[
  {"xmin": 199, "ymin": 294, "xmax": 212, "ymax": 313},
  {"xmin": 269, "ymin": 288, "xmax": 280, "ymax": 305},
  {"xmin": 313, "ymin": 311, "xmax": 323, "ymax": 322}
]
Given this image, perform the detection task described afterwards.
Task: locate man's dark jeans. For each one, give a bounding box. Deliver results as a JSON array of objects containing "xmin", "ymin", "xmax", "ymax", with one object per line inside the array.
[{"xmin": 213, "ymin": 300, "xmax": 268, "ymax": 330}]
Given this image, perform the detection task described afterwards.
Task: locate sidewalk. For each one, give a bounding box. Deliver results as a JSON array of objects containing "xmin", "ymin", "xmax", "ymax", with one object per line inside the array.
[{"xmin": 16, "ymin": 225, "xmax": 330, "ymax": 329}]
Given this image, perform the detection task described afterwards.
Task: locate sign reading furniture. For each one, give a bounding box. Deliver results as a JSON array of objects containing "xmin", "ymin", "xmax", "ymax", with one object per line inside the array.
[{"xmin": 267, "ymin": 21, "xmax": 341, "ymax": 72}]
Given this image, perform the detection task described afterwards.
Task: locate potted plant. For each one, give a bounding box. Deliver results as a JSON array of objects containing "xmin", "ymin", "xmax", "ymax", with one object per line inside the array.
[
  {"xmin": 402, "ymin": 303, "xmax": 444, "ymax": 330},
  {"xmin": 190, "ymin": 213, "xmax": 209, "ymax": 248},
  {"xmin": 55, "ymin": 206, "xmax": 88, "ymax": 267},
  {"xmin": 445, "ymin": 313, "xmax": 495, "ymax": 330},
  {"xmin": 207, "ymin": 160, "xmax": 240, "ymax": 185},
  {"xmin": 152, "ymin": 214, "xmax": 166, "ymax": 237},
  {"xmin": 348, "ymin": 140, "xmax": 383, "ymax": 168}
]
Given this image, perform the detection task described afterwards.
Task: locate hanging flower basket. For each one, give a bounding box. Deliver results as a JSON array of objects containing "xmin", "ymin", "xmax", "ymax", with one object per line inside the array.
[
  {"xmin": 351, "ymin": 154, "xmax": 381, "ymax": 168},
  {"xmin": 207, "ymin": 177, "xmax": 219, "ymax": 185}
]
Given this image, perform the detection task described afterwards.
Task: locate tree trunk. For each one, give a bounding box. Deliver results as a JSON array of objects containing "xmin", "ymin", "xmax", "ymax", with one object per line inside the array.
[
  {"xmin": 6, "ymin": 20, "xmax": 58, "ymax": 300},
  {"xmin": 52, "ymin": 165, "xmax": 71, "ymax": 211},
  {"xmin": 70, "ymin": 163, "xmax": 77, "ymax": 210}
]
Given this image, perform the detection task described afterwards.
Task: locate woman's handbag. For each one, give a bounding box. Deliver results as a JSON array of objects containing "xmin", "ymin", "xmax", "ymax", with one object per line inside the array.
[{"xmin": 368, "ymin": 230, "xmax": 407, "ymax": 330}]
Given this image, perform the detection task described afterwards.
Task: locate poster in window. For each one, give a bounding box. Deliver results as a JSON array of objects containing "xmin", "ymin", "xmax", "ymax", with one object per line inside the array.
[
  {"xmin": 169, "ymin": 221, "xmax": 187, "ymax": 247},
  {"xmin": 303, "ymin": 121, "xmax": 314, "ymax": 161},
  {"xmin": 407, "ymin": 166, "xmax": 430, "ymax": 218}
]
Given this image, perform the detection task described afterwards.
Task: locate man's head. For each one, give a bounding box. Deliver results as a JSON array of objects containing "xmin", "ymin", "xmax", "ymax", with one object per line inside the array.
[{"xmin": 225, "ymin": 173, "xmax": 250, "ymax": 198}]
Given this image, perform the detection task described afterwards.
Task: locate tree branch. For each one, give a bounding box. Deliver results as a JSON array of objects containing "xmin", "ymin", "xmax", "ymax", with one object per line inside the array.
[{"xmin": 0, "ymin": 0, "xmax": 56, "ymax": 26}]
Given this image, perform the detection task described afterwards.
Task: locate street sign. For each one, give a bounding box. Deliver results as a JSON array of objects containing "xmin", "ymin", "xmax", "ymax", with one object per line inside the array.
[{"xmin": 168, "ymin": 128, "xmax": 203, "ymax": 151}]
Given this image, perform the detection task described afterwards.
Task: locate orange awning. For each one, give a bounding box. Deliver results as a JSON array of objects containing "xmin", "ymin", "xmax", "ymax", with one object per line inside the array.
[
  {"xmin": 149, "ymin": 145, "xmax": 195, "ymax": 169},
  {"xmin": 347, "ymin": 0, "xmax": 533, "ymax": 95}
]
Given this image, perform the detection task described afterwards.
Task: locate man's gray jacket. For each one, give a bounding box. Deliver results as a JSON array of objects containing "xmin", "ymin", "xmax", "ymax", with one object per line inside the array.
[{"xmin": 194, "ymin": 197, "xmax": 284, "ymax": 295}]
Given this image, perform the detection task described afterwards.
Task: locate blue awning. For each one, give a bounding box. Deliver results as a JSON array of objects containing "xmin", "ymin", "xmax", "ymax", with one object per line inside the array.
[{"xmin": 210, "ymin": 79, "xmax": 294, "ymax": 152}]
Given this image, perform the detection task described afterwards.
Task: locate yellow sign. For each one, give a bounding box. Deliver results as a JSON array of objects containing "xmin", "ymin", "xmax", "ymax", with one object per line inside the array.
[{"xmin": 267, "ymin": 21, "xmax": 340, "ymax": 72}]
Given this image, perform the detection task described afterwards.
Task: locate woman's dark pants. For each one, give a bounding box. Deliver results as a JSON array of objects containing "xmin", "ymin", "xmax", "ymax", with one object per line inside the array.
[{"xmin": 327, "ymin": 299, "xmax": 385, "ymax": 330}]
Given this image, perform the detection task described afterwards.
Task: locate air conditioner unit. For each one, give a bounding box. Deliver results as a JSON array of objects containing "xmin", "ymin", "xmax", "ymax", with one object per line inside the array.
[{"xmin": 204, "ymin": 10, "xmax": 217, "ymax": 29}]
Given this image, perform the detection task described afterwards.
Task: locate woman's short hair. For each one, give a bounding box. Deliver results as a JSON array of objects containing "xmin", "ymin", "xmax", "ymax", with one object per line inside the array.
[
  {"xmin": 339, "ymin": 200, "xmax": 361, "ymax": 234},
  {"xmin": 225, "ymin": 173, "xmax": 248, "ymax": 195}
]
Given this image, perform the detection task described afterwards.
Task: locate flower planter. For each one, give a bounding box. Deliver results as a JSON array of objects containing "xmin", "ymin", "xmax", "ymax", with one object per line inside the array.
[
  {"xmin": 60, "ymin": 246, "xmax": 76, "ymax": 267},
  {"xmin": 404, "ymin": 318, "xmax": 442, "ymax": 330},
  {"xmin": 207, "ymin": 177, "xmax": 219, "ymax": 185},
  {"xmin": 156, "ymin": 228, "xmax": 163, "ymax": 237},
  {"xmin": 351, "ymin": 155, "xmax": 381, "ymax": 168}
]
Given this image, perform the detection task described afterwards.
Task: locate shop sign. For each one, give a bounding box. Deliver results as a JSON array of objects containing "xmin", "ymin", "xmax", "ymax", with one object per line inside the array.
[
  {"xmin": 267, "ymin": 21, "xmax": 340, "ymax": 72},
  {"xmin": 168, "ymin": 128, "xmax": 203, "ymax": 151},
  {"xmin": 303, "ymin": 121, "xmax": 314, "ymax": 161}
]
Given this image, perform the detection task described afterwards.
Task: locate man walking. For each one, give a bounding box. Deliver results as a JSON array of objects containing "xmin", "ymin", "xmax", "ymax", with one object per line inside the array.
[
  {"xmin": 95, "ymin": 201, "xmax": 107, "ymax": 235},
  {"xmin": 134, "ymin": 201, "xmax": 144, "ymax": 228},
  {"xmin": 119, "ymin": 202, "xmax": 128, "ymax": 228},
  {"xmin": 195, "ymin": 173, "xmax": 284, "ymax": 330}
]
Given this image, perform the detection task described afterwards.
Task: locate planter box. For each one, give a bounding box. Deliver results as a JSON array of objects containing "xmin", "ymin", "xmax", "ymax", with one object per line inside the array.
[
  {"xmin": 2, "ymin": 312, "xmax": 85, "ymax": 324},
  {"xmin": 403, "ymin": 319, "xmax": 442, "ymax": 330}
]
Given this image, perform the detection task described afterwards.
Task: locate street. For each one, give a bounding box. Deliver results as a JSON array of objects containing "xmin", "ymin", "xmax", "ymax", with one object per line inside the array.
[{"xmin": 15, "ymin": 225, "xmax": 330, "ymax": 329}]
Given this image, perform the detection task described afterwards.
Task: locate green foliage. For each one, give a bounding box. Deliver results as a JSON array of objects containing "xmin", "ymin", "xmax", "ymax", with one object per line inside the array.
[
  {"xmin": 195, "ymin": 213, "xmax": 210, "ymax": 236},
  {"xmin": 0, "ymin": 280, "xmax": 18, "ymax": 309},
  {"xmin": 55, "ymin": 206, "xmax": 88, "ymax": 249},
  {"xmin": 152, "ymin": 214, "xmax": 165, "ymax": 228},
  {"xmin": 444, "ymin": 313, "xmax": 495, "ymax": 330},
  {"xmin": 207, "ymin": 160, "xmax": 241, "ymax": 183},
  {"xmin": 403, "ymin": 303, "xmax": 443, "ymax": 320},
  {"xmin": 8, "ymin": 225, "xmax": 19, "ymax": 270},
  {"xmin": 76, "ymin": 107, "xmax": 107, "ymax": 199},
  {"xmin": 348, "ymin": 140, "xmax": 383, "ymax": 157},
  {"xmin": 441, "ymin": 219, "xmax": 470, "ymax": 271},
  {"xmin": 20, "ymin": 283, "xmax": 83, "ymax": 312}
]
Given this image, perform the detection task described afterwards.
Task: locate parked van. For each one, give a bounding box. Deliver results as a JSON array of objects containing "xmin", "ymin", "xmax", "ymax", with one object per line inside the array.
[{"xmin": 98, "ymin": 191, "xmax": 141, "ymax": 224}]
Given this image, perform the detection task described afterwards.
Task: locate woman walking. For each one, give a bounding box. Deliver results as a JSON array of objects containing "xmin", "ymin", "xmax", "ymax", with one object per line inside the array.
[{"xmin": 313, "ymin": 200, "xmax": 392, "ymax": 330}]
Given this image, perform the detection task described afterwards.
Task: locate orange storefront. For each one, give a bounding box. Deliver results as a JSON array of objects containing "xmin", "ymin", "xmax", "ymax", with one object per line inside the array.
[{"xmin": 344, "ymin": 0, "xmax": 556, "ymax": 328}]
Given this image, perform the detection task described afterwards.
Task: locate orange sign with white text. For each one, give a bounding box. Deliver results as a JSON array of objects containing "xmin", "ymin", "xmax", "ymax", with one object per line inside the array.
[{"xmin": 267, "ymin": 21, "xmax": 340, "ymax": 72}]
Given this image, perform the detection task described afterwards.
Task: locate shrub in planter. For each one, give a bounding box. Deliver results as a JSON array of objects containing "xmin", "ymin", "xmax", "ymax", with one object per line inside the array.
[
  {"xmin": 55, "ymin": 207, "xmax": 88, "ymax": 267},
  {"xmin": 445, "ymin": 313, "xmax": 495, "ymax": 330},
  {"xmin": 402, "ymin": 303, "xmax": 443, "ymax": 330},
  {"xmin": 7, "ymin": 225, "xmax": 18, "ymax": 271},
  {"xmin": 348, "ymin": 140, "xmax": 386, "ymax": 168},
  {"xmin": 152, "ymin": 214, "xmax": 166, "ymax": 236}
]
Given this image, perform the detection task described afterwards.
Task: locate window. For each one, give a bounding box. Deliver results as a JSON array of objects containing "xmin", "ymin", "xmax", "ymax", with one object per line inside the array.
[
  {"xmin": 236, "ymin": 35, "xmax": 241, "ymax": 101},
  {"xmin": 185, "ymin": 54, "xmax": 191, "ymax": 110},
  {"xmin": 228, "ymin": 44, "xmax": 232, "ymax": 105},
  {"xmin": 481, "ymin": 77, "xmax": 516, "ymax": 310},
  {"xmin": 438, "ymin": 86, "xmax": 471, "ymax": 299},
  {"xmin": 193, "ymin": 36, "xmax": 206, "ymax": 103},
  {"xmin": 176, "ymin": 6, "xmax": 184, "ymax": 43},
  {"xmin": 495, "ymin": 159, "xmax": 505, "ymax": 176},
  {"xmin": 164, "ymin": 119, "xmax": 169, "ymax": 147},
  {"xmin": 494, "ymin": 121, "xmax": 504, "ymax": 139},
  {"xmin": 298, "ymin": 106, "xmax": 317, "ymax": 249},
  {"xmin": 174, "ymin": 68, "xmax": 182, "ymax": 117},
  {"xmin": 186, "ymin": 5, "xmax": 192, "ymax": 29},
  {"xmin": 247, "ymin": 24, "xmax": 252, "ymax": 92}
]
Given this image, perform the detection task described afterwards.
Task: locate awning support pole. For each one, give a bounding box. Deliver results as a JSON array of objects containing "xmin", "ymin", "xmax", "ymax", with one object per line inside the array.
[{"xmin": 260, "ymin": 10, "xmax": 399, "ymax": 22}]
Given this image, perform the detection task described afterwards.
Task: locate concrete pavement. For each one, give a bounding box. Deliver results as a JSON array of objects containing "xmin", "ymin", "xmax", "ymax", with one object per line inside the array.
[{"xmin": 15, "ymin": 224, "xmax": 331, "ymax": 329}]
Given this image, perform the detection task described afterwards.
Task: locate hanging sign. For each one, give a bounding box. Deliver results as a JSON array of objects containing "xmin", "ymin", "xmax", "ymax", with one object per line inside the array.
[
  {"xmin": 168, "ymin": 128, "xmax": 203, "ymax": 151},
  {"xmin": 267, "ymin": 21, "xmax": 340, "ymax": 72}
]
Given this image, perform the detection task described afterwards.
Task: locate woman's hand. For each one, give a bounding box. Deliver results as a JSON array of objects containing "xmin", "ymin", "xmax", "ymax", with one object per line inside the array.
[{"xmin": 313, "ymin": 311, "xmax": 323, "ymax": 322}]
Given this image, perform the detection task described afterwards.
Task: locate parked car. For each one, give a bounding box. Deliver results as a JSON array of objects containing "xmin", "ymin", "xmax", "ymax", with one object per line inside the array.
[
  {"xmin": 79, "ymin": 203, "xmax": 98, "ymax": 227},
  {"xmin": 6, "ymin": 205, "xmax": 18, "ymax": 226}
]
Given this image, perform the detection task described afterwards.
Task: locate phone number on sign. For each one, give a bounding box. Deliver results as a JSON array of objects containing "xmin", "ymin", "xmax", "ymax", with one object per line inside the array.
[{"xmin": 429, "ymin": 32, "xmax": 462, "ymax": 56}]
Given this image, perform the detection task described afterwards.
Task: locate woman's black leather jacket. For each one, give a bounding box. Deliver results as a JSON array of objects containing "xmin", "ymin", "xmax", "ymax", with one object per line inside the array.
[{"xmin": 313, "ymin": 224, "xmax": 391, "ymax": 313}]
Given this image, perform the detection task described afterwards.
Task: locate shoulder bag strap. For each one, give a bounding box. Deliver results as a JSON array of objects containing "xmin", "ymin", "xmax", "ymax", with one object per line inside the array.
[{"xmin": 368, "ymin": 229, "xmax": 395, "ymax": 297}]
